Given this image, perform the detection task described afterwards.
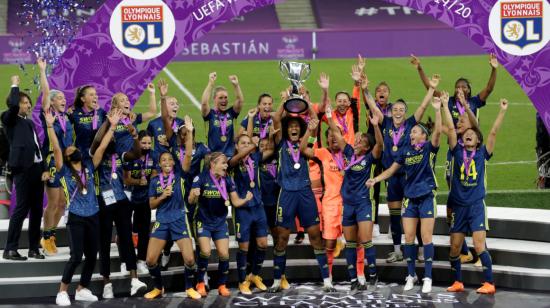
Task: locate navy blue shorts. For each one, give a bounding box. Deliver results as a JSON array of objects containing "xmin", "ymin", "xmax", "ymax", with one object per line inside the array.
[
  {"xmin": 264, "ymin": 205, "xmax": 277, "ymax": 229},
  {"xmin": 276, "ymin": 189, "xmax": 320, "ymax": 229},
  {"xmin": 46, "ymin": 157, "xmax": 62, "ymax": 188},
  {"xmin": 449, "ymin": 200, "xmax": 489, "ymax": 233},
  {"xmin": 195, "ymin": 219, "xmax": 229, "ymax": 241},
  {"xmin": 342, "ymin": 202, "xmax": 375, "ymax": 226},
  {"xmin": 150, "ymin": 217, "xmax": 191, "ymax": 241},
  {"xmin": 403, "ymin": 192, "xmax": 437, "ymax": 219},
  {"xmin": 386, "ymin": 173, "xmax": 405, "ymax": 202},
  {"xmin": 234, "ymin": 206, "xmax": 268, "ymax": 243}
]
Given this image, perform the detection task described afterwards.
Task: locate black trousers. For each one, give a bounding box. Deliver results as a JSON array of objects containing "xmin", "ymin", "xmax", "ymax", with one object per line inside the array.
[
  {"xmin": 5, "ymin": 163, "xmax": 44, "ymax": 251},
  {"xmin": 61, "ymin": 213, "xmax": 99, "ymax": 286},
  {"xmin": 99, "ymin": 198, "xmax": 137, "ymax": 277},
  {"xmin": 131, "ymin": 200, "xmax": 151, "ymax": 261}
]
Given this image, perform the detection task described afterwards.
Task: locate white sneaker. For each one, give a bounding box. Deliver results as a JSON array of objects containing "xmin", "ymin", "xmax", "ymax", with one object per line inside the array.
[
  {"xmin": 161, "ymin": 253, "xmax": 170, "ymax": 268},
  {"xmin": 75, "ymin": 288, "xmax": 98, "ymax": 302},
  {"xmin": 137, "ymin": 260, "xmax": 148, "ymax": 274},
  {"xmin": 404, "ymin": 275, "xmax": 418, "ymax": 291},
  {"xmin": 373, "ymin": 224, "xmax": 380, "ymax": 237},
  {"xmin": 130, "ymin": 278, "xmax": 147, "ymax": 296},
  {"xmin": 103, "ymin": 282, "xmax": 114, "ymax": 299},
  {"xmin": 56, "ymin": 291, "xmax": 71, "ymax": 306},
  {"xmin": 422, "ymin": 278, "xmax": 432, "ymax": 293},
  {"xmin": 120, "ymin": 263, "xmax": 129, "ymax": 275}
]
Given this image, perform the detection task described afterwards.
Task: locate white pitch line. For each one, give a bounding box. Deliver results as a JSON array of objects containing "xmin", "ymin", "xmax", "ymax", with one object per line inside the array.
[
  {"xmin": 162, "ymin": 67, "xmax": 201, "ymax": 110},
  {"xmin": 434, "ymin": 160, "xmax": 536, "ymax": 169}
]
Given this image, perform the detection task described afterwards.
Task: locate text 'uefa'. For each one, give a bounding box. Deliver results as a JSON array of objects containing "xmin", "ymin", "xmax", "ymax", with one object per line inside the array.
[{"xmin": 193, "ymin": 0, "xmax": 239, "ymax": 21}]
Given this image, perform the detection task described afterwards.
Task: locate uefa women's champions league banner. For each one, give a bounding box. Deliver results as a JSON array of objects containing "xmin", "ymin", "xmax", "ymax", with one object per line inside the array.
[{"xmin": 24, "ymin": 0, "xmax": 550, "ymax": 135}]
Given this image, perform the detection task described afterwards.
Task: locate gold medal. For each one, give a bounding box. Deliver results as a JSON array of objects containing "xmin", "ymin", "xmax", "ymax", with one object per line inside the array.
[
  {"xmin": 224, "ymin": 200, "xmax": 230, "ymax": 207},
  {"xmin": 221, "ymin": 135, "xmax": 227, "ymax": 142},
  {"xmin": 392, "ymin": 145, "xmax": 398, "ymax": 152},
  {"xmin": 294, "ymin": 163, "xmax": 300, "ymax": 170},
  {"xmin": 111, "ymin": 173, "xmax": 118, "ymax": 179},
  {"xmin": 250, "ymin": 181, "xmax": 255, "ymax": 188},
  {"xmin": 82, "ymin": 188, "xmax": 88, "ymax": 195}
]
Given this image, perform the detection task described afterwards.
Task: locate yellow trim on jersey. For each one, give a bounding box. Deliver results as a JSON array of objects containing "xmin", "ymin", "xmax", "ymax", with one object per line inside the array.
[
  {"xmin": 60, "ymin": 177, "xmax": 70, "ymax": 207},
  {"xmin": 432, "ymin": 190, "xmax": 438, "ymax": 218},
  {"xmin": 429, "ymin": 152, "xmax": 438, "ymax": 189}
]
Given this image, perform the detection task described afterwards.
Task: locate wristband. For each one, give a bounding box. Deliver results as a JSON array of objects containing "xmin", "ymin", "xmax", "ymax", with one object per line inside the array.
[{"xmin": 307, "ymin": 136, "xmax": 317, "ymax": 144}]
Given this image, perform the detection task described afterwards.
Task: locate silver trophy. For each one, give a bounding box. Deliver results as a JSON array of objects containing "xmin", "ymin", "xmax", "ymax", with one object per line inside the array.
[{"xmin": 279, "ymin": 60, "xmax": 311, "ymax": 114}]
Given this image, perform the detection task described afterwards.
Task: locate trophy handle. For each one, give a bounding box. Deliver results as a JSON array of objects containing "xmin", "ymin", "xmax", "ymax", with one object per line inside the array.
[
  {"xmin": 300, "ymin": 63, "xmax": 311, "ymax": 83},
  {"xmin": 279, "ymin": 60, "xmax": 291, "ymax": 81}
]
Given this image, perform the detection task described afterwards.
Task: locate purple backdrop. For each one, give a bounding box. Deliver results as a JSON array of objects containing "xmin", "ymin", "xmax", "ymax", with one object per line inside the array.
[{"xmin": 312, "ymin": 0, "xmax": 447, "ymax": 30}]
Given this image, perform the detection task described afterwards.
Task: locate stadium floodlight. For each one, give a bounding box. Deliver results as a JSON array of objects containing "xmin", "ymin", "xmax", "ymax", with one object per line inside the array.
[{"xmin": 279, "ymin": 60, "xmax": 311, "ymax": 114}]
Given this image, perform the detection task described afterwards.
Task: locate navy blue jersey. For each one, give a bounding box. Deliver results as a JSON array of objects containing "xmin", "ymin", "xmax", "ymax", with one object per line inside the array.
[
  {"xmin": 192, "ymin": 171, "xmax": 236, "ymax": 226},
  {"xmin": 396, "ymin": 142, "xmax": 439, "ymax": 199},
  {"xmin": 259, "ymin": 157, "xmax": 280, "ymax": 206},
  {"xmin": 381, "ymin": 116, "xmax": 417, "ymax": 170},
  {"xmin": 448, "ymin": 94, "xmax": 486, "ymax": 127},
  {"xmin": 149, "ymin": 171, "xmax": 186, "ymax": 223},
  {"xmin": 147, "ymin": 116, "xmax": 184, "ymax": 158},
  {"xmin": 171, "ymin": 141, "xmax": 210, "ymax": 181},
  {"xmin": 59, "ymin": 160, "xmax": 99, "ymax": 217},
  {"xmin": 230, "ymin": 151, "xmax": 263, "ymax": 208},
  {"xmin": 203, "ymin": 108, "xmax": 239, "ymax": 157},
  {"xmin": 123, "ymin": 155, "xmax": 158, "ymax": 203},
  {"xmin": 240, "ymin": 115, "xmax": 273, "ymax": 138},
  {"xmin": 69, "ymin": 107, "xmax": 107, "ymax": 156},
  {"xmin": 341, "ymin": 145, "xmax": 376, "ymax": 205},
  {"xmin": 448, "ymin": 144, "xmax": 491, "ymax": 206},
  {"xmin": 277, "ymin": 140, "xmax": 311, "ymax": 191},
  {"xmin": 114, "ymin": 113, "xmax": 143, "ymax": 154},
  {"xmin": 41, "ymin": 111, "xmax": 74, "ymax": 155},
  {"xmin": 97, "ymin": 153, "xmax": 127, "ymax": 201}
]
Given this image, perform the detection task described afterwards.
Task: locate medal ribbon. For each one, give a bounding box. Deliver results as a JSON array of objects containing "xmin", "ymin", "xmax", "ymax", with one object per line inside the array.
[
  {"xmin": 217, "ymin": 111, "xmax": 228, "ymax": 137},
  {"xmin": 392, "ymin": 125, "xmax": 405, "ymax": 149},
  {"xmin": 267, "ymin": 163, "xmax": 277, "ymax": 178},
  {"xmin": 159, "ymin": 171, "xmax": 174, "ymax": 190},
  {"xmin": 286, "ymin": 141, "xmax": 300, "ymax": 165},
  {"xmin": 331, "ymin": 151, "xmax": 345, "ymax": 171},
  {"xmin": 245, "ymin": 157, "xmax": 255, "ymax": 183},
  {"xmin": 462, "ymin": 148, "xmax": 476, "ymax": 177},
  {"xmin": 345, "ymin": 154, "xmax": 365, "ymax": 171},
  {"xmin": 54, "ymin": 110, "xmax": 66, "ymax": 134},
  {"xmin": 140, "ymin": 154, "xmax": 149, "ymax": 178},
  {"xmin": 456, "ymin": 99, "xmax": 466, "ymax": 115},
  {"xmin": 111, "ymin": 154, "xmax": 118, "ymax": 178},
  {"xmin": 209, "ymin": 171, "xmax": 229, "ymax": 202},
  {"xmin": 258, "ymin": 113, "xmax": 270, "ymax": 139},
  {"xmin": 336, "ymin": 112, "xmax": 348, "ymax": 134}
]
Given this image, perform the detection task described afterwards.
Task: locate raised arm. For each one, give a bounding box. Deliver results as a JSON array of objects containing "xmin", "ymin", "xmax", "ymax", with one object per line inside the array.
[
  {"xmin": 300, "ymin": 118, "xmax": 319, "ymax": 159},
  {"xmin": 3, "ymin": 76, "xmax": 22, "ymax": 126},
  {"xmin": 90, "ymin": 119, "xmax": 111, "ymax": 155},
  {"xmin": 479, "ymin": 53, "xmax": 498, "ymax": 102},
  {"xmin": 180, "ymin": 115, "xmax": 194, "ymax": 172},
  {"xmin": 361, "ymin": 75, "xmax": 383, "ymax": 124},
  {"xmin": 370, "ymin": 113, "xmax": 383, "ymax": 159},
  {"xmin": 230, "ymin": 190, "xmax": 253, "ymax": 208},
  {"xmin": 140, "ymin": 83, "xmax": 158, "ymax": 122},
  {"xmin": 367, "ymin": 162, "xmax": 401, "ymax": 187},
  {"xmin": 121, "ymin": 124, "xmax": 141, "ymax": 162},
  {"xmin": 318, "ymin": 72, "xmax": 330, "ymax": 113},
  {"xmin": 44, "ymin": 110, "xmax": 63, "ymax": 170},
  {"xmin": 410, "ymin": 54, "xmax": 442, "ymax": 97},
  {"xmin": 262, "ymin": 126, "xmax": 278, "ymax": 161},
  {"xmin": 245, "ymin": 108, "xmax": 257, "ymax": 138},
  {"xmin": 325, "ymin": 105, "xmax": 346, "ymax": 150},
  {"xmin": 414, "ymin": 74, "xmax": 439, "ymax": 122},
  {"xmin": 157, "ymin": 79, "xmax": 175, "ymax": 141},
  {"xmin": 92, "ymin": 109, "xmax": 122, "ymax": 168},
  {"xmin": 431, "ymin": 97, "xmax": 442, "ymax": 148},
  {"xmin": 228, "ymin": 143, "xmax": 256, "ymax": 167},
  {"xmin": 37, "ymin": 58, "xmax": 52, "ymax": 112},
  {"xmin": 486, "ymin": 99, "xmax": 508, "ymax": 155},
  {"xmin": 201, "ymin": 72, "xmax": 215, "ymax": 118},
  {"xmin": 229, "ymin": 75, "xmax": 244, "ymax": 114},
  {"xmin": 441, "ymin": 91, "xmax": 457, "ymax": 149},
  {"xmin": 272, "ymin": 92, "xmax": 286, "ymax": 144},
  {"xmin": 457, "ymin": 90, "xmax": 479, "ymax": 128}
]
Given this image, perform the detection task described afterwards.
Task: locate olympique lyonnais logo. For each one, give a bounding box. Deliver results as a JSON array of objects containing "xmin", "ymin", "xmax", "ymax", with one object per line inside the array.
[
  {"xmin": 489, "ymin": 0, "xmax": 550, "ymax": 56},
  {"xmin": 122, "ymin": 6, "xmax": 164, "ymax": 52},
  {"xmin": 109, "ymin": 0, "xmax": 175, "ymax": 60},
  {"xmin": 501, "ymin": 1, "xmax": 543, "ymax": 47}
]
